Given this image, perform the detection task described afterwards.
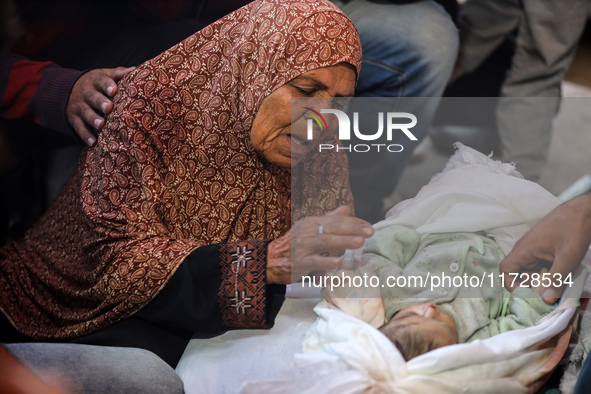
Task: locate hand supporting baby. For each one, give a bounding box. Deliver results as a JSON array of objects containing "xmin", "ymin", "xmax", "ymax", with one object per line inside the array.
[{"xmin": 500, "ymin": 194, "xmax": 591, "ymax": 304}]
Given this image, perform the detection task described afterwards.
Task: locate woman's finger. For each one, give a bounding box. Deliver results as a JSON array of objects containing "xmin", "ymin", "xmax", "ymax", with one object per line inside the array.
[
  {"xmin": 318, "ymin": 219, "xmax": 373, "ymax": 237},
  {"xmin": 297, "ymin": 254, "xmax": 343, "ymax": 273},
  {"xmin": 326, "ymin": 205, "xmax": 351, "ymax": 216},
  {"xmin": 301, "ymin": 215, "xmax": 373, "ymax": 238},
  {"xmin": 313, "ymin": 234, "xmax": 367, "ymax": 253}
]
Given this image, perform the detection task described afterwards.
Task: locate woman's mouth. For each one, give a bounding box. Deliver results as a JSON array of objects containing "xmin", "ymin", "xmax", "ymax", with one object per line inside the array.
[
  {"xmin": 291, "ymin": 134, "xmax": 307, "ymax": 146},
  {"xmin": 286, "ymin": 134, "xmax": 312, "ymax": 160}
]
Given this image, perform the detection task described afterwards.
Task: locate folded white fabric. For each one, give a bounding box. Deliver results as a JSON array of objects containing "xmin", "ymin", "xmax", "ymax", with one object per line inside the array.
[
  {"xmin": 282, "ymin": 275, "xmax": 584, "ymax": 394},
  {"xmin": 377, "ymin": 143, "xmax": 561, "ymax": 254}
]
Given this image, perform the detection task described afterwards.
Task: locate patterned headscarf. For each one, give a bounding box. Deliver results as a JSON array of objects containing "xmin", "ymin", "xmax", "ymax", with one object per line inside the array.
[{"xmin": 0, "ymin": 0, "xmax": 362, "ymax": 338}]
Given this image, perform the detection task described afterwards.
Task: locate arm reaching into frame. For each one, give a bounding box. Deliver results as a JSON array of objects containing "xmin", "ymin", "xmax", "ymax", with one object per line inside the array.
[
  {"xmin": 501, "ymin": 194, "xmax": 591, "ymax": 304},
  {"xmin": 1, "ymin": 52, "xmax": 133, "ymax": 145}
]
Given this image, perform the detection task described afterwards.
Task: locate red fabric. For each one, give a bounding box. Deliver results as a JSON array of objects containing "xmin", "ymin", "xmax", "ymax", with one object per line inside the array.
[
  {"xmin": 4, "ymin": 60, "xmax": 50, "ymax": 122},
  {"xmin": 0, "ymin": 0, "xmax": 361, "ymax": 339}
]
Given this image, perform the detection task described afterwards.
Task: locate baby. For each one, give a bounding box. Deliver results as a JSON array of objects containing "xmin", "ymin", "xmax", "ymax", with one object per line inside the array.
[
  {"xmin": 379, "ymin": 282, "xmax": 554, "ymax": 361},
  {"xmin": 336, "ymin": 224, "xmax": 555, "ymax": 361},
  {"xmin": 378, "ymin": 303, "xmax": 458, "ymax": 361}
]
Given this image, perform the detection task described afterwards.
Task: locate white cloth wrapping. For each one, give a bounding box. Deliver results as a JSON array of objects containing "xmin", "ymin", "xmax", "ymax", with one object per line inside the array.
[
  {"xmin": 275, "ymin": 281, "xmax": 584, "ymax": 394},
  {"xmin": 178, "ymin": 144, "xmax": 588, "ymax": 393}
]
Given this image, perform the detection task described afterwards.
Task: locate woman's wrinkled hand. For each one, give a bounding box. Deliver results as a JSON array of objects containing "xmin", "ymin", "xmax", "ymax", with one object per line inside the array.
[{"xmin": 266, "ymin": 206, "xmax": 374, "ymax": 284}]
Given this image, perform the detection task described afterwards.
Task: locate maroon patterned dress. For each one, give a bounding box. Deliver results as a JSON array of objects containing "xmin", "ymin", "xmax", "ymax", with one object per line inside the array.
[{"xmin": 0, "ymin": 0, "xmax": 362, "ymax": 342}]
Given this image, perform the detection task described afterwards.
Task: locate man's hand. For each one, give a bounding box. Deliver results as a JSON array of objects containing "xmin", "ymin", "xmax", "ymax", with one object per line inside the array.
[
  {"xmin": 66, "ymin": 67, "xmax": 134, "ymax": 146},
  {"xmin": 500, "ymin": 194, "xmax": 591, "ymax": 304}
]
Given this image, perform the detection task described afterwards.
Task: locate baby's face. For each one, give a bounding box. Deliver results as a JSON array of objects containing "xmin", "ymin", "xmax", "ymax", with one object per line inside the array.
[{"xmin": 385, "ymin": 303, "xmax": 459, "ymax": 355}]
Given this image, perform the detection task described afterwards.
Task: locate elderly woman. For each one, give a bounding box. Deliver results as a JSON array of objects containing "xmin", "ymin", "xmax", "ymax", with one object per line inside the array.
[{"xmin": 0, "ymin": 0, "xmax": 371, "ymax": 370}]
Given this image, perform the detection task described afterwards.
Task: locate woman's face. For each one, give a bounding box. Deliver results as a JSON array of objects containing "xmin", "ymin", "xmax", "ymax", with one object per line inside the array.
[{"xmin": 250, "ymin": 62, "xmax": 356, "ymax": 168}]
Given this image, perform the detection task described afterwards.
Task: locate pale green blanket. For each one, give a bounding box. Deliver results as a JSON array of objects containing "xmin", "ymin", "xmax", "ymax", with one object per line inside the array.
[{"xmin": 361, "ymin": 224, "xmax": 553, "ymax": 342}]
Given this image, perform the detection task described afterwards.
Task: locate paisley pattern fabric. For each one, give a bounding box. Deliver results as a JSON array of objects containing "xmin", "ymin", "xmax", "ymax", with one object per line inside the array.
[{"xmin": 0, "ymin": 0, "xmax": 361, "ymax": 339}]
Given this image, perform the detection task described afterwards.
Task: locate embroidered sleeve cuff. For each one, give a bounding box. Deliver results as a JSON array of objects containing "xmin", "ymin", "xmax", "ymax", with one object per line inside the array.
[{"xmin": 217, "ymin": 240, "xmax": 283, "ymax": 329}]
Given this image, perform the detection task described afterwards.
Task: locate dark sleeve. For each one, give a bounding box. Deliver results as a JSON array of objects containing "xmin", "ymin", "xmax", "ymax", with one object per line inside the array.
[
  {"xmin": 134, "ymin": 240, "xmax": 286, "ymax": 335},
  {"xmin": 0, "ymin": 51, "xmax": 82, "ymax": 137}
]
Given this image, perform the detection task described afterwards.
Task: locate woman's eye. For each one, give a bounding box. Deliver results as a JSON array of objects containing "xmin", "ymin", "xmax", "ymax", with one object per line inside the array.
[{"xmin": 295, "ymin": 86, "xmax": 315, "ymax": 96}]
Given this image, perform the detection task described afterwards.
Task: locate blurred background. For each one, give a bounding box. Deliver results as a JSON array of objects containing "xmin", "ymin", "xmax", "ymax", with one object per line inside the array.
[{"xmin": 394, "ymin": 17, "xmax": 591, "ymax": 207}]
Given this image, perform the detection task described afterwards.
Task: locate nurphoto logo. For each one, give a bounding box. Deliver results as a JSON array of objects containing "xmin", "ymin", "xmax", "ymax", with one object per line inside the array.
[{"xmin": 305, "ymin": 108, "xmax": 418, "ymax": 152}]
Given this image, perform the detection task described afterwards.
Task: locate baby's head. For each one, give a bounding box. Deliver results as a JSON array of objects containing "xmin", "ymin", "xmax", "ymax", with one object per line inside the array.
[{"xmin": 379, "ymin": 303, "xmax": 458, "ymax": 361}]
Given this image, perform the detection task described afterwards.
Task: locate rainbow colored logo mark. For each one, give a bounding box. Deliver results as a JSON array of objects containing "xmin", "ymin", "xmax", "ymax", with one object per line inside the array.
[{"xmin": 303, "ymin": 107, "xmax": 328, "ymax": 137}]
